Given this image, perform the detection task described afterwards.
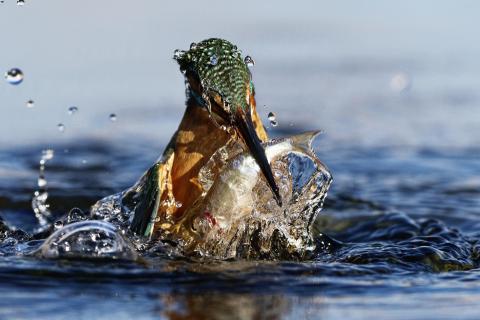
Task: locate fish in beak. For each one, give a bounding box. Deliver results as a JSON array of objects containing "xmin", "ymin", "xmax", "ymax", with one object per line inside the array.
[
  {"xmin": 232, "ymin": 106, "xmax": 282, "ymax": 206},
  {"xmin": 175, "ymin": 38, "xmax": 282, "ymax": 206}
]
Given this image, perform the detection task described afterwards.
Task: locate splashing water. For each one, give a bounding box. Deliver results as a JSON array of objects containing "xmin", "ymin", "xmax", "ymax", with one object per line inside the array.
[
  {"xmin": 4, "ymin": 68, "xmax": 23, "ymax": 85},
  {"xmin": 31, "ymin": 149, "xmax": 54, "ymax": 229},
  {"xmin": 72, "ymin": 132, "xmax": 332, "ymax": 260},
  {"xmin": 38, "ymin": 220, "xmax": 138, "ymax": 260}
]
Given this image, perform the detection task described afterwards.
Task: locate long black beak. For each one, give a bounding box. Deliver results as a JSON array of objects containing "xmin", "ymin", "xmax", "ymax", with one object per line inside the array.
[{"xmin": 234, "ymin": 109, "xmax": 282, "ymax": 206}]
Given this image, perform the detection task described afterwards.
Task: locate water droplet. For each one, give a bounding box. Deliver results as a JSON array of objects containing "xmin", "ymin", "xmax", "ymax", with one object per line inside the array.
[
  {"xmin": 54, "ymin": 220, "xmax": 64, "ymax": 230},
  {"xmin": 26, "ymin": 100, "xmax": 34, "ymax": 108},
  {"xmin": 109, "ymin": 113, "xmax": 117, "ymax": 122},
  {"xmin": 268, "ymin": 112, "xmax": 278, "ymax": 127},
  {"xmin": 32, "ymin": 149, "xmax": 55, "ymax": 227},
  {"xmin": 38, "ymin": 177, "xmax": 47, "ymax": 188},
  {"xmin": 68, "ymin": 106, "xmax": 78, "ymax": 115},
  {"xmin": 210, "ymin": 54, "xmax": 218, "ymax": 66},
  {"xmin": 57, "ymin": 123, "xmax": 65, "ymax": 132},
  {"xmin": 244, "ymin": 56, "xmax": 255, "ymax": 67},
  {"xmin": 42, "ymin": 149, "xmax": 54, "ymax": 160},
  {"xmin": 190, "ymin": 42, "xmax": 197, "ymax": 50},
  {"xmin": 4, "ymin": 68, "xmax": 24, "ymax": 85},
  {"xmin": 17, "ymin": 0, "xmax": 25, "ymax": 6},
  {"xmin": 173, "ymin": 49, "xmax": 185, "ymax": 59}
]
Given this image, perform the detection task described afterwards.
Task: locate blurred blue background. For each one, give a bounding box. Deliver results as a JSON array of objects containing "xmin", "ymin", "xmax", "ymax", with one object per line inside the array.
[{"xmin": 1, "ymin": 0, "xmax": 479, "ymax": 149}]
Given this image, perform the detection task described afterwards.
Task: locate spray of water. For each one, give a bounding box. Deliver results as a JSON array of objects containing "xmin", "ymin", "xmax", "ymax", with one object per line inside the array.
[{"xmin": 31, "ymin": 149, "xmax": 55, "ymax": 229}]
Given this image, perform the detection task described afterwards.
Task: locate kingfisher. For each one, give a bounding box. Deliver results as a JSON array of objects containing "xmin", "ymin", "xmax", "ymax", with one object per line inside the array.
[{"xmin": 127, "ymin": 38, "xmax": 281, "ymax": 238}]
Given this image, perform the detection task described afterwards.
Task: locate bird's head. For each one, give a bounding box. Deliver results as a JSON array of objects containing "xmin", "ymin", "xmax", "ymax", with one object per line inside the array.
[{"xmin": 174, "ymin": 38, "xmax": 281, "ymax": 206}]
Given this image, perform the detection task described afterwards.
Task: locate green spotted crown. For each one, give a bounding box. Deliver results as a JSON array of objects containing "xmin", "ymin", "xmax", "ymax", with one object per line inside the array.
[{"xmin": 174, "ymin": 38, "xmax": 253, "ymax": 114}]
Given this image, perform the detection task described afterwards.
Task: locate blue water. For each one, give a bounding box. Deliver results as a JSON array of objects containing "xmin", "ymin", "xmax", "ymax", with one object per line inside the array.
[{"xmin": 1, "ymin": 1, "xmax": 480, "ymax": 319}]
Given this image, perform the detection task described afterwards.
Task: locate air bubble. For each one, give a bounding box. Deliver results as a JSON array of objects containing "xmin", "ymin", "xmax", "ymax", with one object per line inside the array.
[
  {"xmin": 4, "ymin": 68, "xmax": 23, "ymax": 85},
  {"xmin": 38, "ymin": 221, "xmax": 138, "ymax": 260},
  {"xmin": 32, "ymin": 149, "xmax": 55, "ymax": 228}
]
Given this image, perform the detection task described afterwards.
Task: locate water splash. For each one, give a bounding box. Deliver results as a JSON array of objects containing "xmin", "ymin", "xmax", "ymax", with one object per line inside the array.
[
  {"xmin": 31, "ymin": 149, "xmax": 54, "ymax": 228},
  {"xmin": 4, "ymin": 68, "xmax": 23, "ymax": 85},
  {"xmin": 155, "ymin": 132, "xmax": 331, "ymax": 259},
  {"xmin": 37, "ymin": 220, "xmax": 138, "ymax": 260}
]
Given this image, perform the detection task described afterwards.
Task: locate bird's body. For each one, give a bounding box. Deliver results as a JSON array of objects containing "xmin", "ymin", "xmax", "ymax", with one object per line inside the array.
[{"xmin": 130, "ymin": 93, "xmax": 268, "ymax": 237}]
